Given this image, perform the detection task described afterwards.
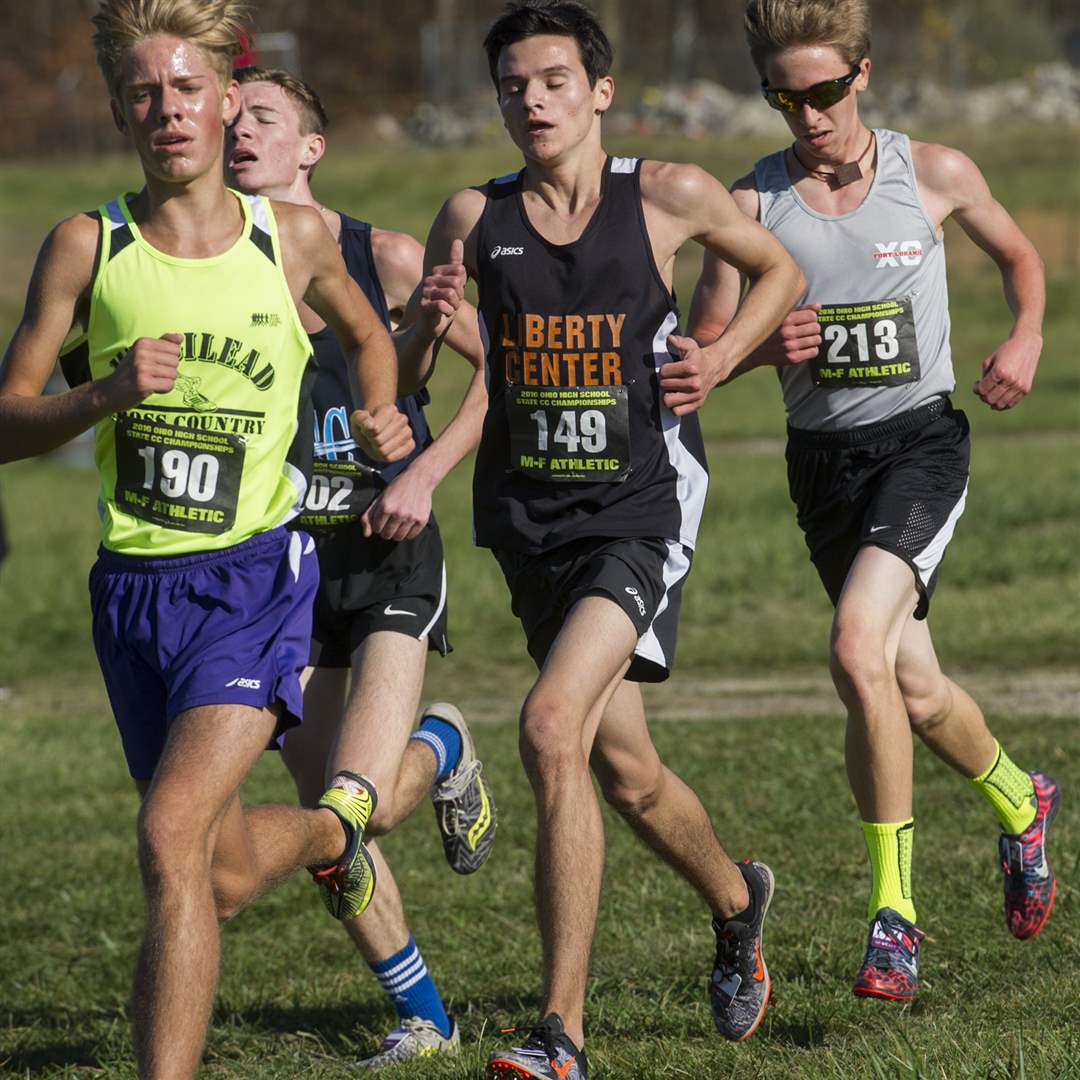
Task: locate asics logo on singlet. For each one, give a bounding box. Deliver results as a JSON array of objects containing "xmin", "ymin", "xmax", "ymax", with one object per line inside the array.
[
  {"xmin": 226, "ymin": 677, "xmax": 261, "ymax": 689},
  {"xmin": 873, "ymin": 241, "xmax": 923, "ymax": 268},
  {"xmin": 490, "ymin": 244, "xmax": 525, "ymax": 258},
  {"xmin": 625, "ymin": 586, "xmax": 647, "ymax": 616}
]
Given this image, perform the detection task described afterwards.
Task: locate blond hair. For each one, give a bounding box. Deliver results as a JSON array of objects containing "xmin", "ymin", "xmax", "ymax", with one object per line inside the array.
[
  {"xmin": 234, "ymin": 66, "xmax": 329, "ymax": 135},
  {"xmin": 744, "ymin": 0, "xmax": 870, "ymax": 76},
  {"xmin": 92, "ymin": 0, "xmax": 250, "ymax": 96}
]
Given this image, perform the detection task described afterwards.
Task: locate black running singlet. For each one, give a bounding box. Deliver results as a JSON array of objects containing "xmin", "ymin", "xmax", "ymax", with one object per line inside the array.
[
  {"xmin": 299, "ymin": 214, "xmax": 433, "ymax": 528},
  {"xmin": 472, "ymin": 156, "xmax": 708, "ymax": 554}
]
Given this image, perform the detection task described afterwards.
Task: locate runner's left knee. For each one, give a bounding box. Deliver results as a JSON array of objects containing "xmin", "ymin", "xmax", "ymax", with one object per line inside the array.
[
  {"xmin": 211, "ymin": 860, "xmax": 258, "ymax": 922},
  {"xmin": 599, "ymin": 762, "xmax": 663, "ymax": 817},
  {"xmin": 519, "ymin": 693, "xmax": 587, "ymax": 783},
  {"xmin": 901, "ymin": 678, "xmax": 952, "ymax": 735}
]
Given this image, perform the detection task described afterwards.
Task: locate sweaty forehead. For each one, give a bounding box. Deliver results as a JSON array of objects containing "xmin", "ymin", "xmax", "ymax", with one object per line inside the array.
[
  {"xmin": 498, "ymin": 34, "xmax": 585, "ymax": 78},
  {"xmin": 121, "ymin": 33, "xmax": 219, "ymax": 86}
]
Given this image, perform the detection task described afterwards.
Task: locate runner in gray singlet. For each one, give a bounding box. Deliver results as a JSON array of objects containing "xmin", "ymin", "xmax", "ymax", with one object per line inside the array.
[
  {"xmin": 684, "ymin": 0, "xmax": 1059, "ymax": 1005},
  {"xmin": 755, "ymin": 127, "xmax": 955, "ymax": 430}
]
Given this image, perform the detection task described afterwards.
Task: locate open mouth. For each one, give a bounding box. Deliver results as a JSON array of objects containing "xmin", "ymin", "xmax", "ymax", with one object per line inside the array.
[
  {"xmin": 527, "ymin": 120, "xmax": 554, "ymax": 136},
  {"xmin": 230, "ymin": 149, "xmax": 258, "ymax": 166}
]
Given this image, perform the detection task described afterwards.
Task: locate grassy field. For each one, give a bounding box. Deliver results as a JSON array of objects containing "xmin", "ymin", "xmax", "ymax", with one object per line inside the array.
[{"xmin": 1, "ymin": 129, "xmax": 1078, "ymax": 1078}]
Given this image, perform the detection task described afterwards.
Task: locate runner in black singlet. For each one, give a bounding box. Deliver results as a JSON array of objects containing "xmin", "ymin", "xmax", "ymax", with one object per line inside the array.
[
  {"xmin": 399, "ymin": 3, "xmax": 805, "ymax": 1073},
  {"xmin": 228, "ymin": 66, "xmax": 496, "ymax": 1069}
]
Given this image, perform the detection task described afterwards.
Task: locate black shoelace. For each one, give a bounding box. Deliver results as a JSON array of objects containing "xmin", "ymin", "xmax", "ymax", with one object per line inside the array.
[{"xmin": 714, "ymin": 920, "xmax": 754, "ymax": 981}]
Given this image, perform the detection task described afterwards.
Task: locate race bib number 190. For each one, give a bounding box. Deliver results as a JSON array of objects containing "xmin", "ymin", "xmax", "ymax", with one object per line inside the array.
[
  {"xmin": 506, "ymin": 384, "xmax": 630, "ymax": 482},
  {"xmin": 812, "ymin": 297, "xmax": 921, "ymax": 388},
  {"xmin": 114, "ymin": 413, "xmax": 244, "ymax": 534}
]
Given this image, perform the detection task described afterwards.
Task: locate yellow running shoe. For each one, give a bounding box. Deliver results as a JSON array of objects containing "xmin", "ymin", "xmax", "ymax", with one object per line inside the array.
[{"xmin": 309, "ymin": 771, "xmax": 378, "ymax": 920}]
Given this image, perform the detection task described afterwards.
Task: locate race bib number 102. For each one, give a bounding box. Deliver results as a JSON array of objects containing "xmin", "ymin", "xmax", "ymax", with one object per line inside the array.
[
  {"xmin": 297, "ymin": 458, "xmax": 379, "ymax": 527},
  {"xmin": 811, "ymin": 297, "xmax": 921, "ymax": 388},
  {"xmin": 506, "ymin": 384, "xmax": 631, "ymax": 482}
]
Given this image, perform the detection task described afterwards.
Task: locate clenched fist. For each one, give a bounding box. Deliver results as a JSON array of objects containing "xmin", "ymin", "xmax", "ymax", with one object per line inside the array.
[
  {"xmin": 660, "ymin": 334, "xmax": 721, "ymax": 415},
  {"xmin": 763, "ymin": 304, "xmax": 822, "ymax": 366},
  {"xmin": 351, "ymin": 402, "xmax": 416, "ymax": 463},
  {"xmin": 419, "ymin": 238, "xmax": 466, "ymax": 340},
  {"xmin": 107, "ymin": 333, "xmax": 182, "ymax": 410}
]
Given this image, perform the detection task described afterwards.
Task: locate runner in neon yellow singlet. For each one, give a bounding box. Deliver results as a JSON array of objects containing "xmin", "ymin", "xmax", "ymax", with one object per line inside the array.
[
  {"xmin": 0, "ymin": 3, "xmax": 415, "ymax": 1077},
  {"xmin": 63, "ymin": 187, "xmax": 318, "ymax": 555}
]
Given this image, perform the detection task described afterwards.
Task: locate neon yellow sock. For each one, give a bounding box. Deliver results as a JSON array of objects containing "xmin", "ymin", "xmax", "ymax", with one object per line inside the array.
[
  {"xmin": 861, "ymin": 819, "xmax": 916, "ymax": 924},
  {"xmin": 970, "ymin": 740, "xmax": 1036, "ymax": 834}
]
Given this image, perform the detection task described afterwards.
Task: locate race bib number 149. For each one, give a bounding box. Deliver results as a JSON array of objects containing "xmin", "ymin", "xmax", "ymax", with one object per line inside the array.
[
  {"xmin": 506, "ymin": 384, "xmax": 630, "ymax": 482},
  {"xmin": 811, "ymin": 297, "xmax": 921, "ymax": 388}
]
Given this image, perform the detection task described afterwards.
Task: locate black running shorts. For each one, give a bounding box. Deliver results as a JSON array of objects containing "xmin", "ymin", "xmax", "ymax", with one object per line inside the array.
[
  {"xmin": 786, "ymin": 396, "xmax": 970, "ymax": 620},
  {"xmin": 303, "ymin": 517, "xmax": 450, "ymax": 668},
  {"xmin": 493, "ymin": 535, "xmax": 692, "ymax": 683}
]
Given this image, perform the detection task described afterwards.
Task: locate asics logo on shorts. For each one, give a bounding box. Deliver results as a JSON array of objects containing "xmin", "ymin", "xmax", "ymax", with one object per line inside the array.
[
  {"xmin": 490, "ymin": 244, "xmax": 525, "ymax": 258},
  {"xmin": 873, "ymin": 241, "xmax": 923, "ymax": 268},
  {"xmin": 624, "ymin": 586, "xmax": 647, "ymax": 617},
  {"xmin": 225, "ymin": 676, "xmax": 262, "ymax": 689}
]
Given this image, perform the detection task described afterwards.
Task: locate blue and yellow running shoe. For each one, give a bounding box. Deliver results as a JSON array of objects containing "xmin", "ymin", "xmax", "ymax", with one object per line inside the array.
[
  {"xmin": 1000, "ymin": 770, "xmax": 1060, "ymax": 941},
  {"xmin": 427, "ymin": 703, "xmax": 497, "ymax": 875},
  {"xmin": 309, "ymin": 771, "xmax": 377, "ymax": 921}
]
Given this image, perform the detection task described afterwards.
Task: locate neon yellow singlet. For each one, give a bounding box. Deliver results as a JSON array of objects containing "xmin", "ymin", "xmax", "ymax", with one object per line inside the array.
[{"xmin": 62, "ymin": 191, "xmax": 313, "ymax": 556}]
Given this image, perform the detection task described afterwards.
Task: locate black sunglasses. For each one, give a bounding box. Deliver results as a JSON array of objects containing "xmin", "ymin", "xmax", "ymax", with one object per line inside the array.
[{"xmin": 761, "ymin": 66, "xmax": 861, "ymax": 114}]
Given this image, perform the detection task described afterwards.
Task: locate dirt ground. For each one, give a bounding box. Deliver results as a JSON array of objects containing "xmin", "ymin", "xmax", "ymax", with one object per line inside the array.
[{"xmin": 641, "ymin": 669, "xmax": 1080, "ymax": 721}]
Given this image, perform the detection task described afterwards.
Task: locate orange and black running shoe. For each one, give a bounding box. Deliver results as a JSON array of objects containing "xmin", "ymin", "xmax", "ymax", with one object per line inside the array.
[
  {"xmin": 1000, "ymin": 770, "xmax": 1060, "ymax": 941},
  {"xmin": 853, "ymin": 907, "xmax": 925, "ymax": 1002},
  {"xmin": 486, "ymin": 1013, "xmax": 587, "ymax": 1080},
  {"xmin": 710, "ymin": 860, "xmax": 774, "ymax": 1041}
]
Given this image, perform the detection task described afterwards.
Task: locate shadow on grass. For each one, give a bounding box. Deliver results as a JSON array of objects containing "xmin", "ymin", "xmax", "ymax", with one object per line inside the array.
[
  {"xmin": 1, "ymin": 1031, "xmax": 109, "ymax": 1075},
  {"xmin": 215, "ymin": 1000, "xmax": 389, "ymax": 1040},
  {"xmin": 2, "ymin": 1001, "xmax": 125, "ymax": 1071},
  {"xmin": 763, "ymin": 1018, "xmax": 829, "ymax": 1049}
]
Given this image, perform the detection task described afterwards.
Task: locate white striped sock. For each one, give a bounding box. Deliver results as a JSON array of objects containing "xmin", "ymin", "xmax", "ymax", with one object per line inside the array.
[{"xmin": 409, "ymin": 729, "xmax": 447, "ymax": 775}]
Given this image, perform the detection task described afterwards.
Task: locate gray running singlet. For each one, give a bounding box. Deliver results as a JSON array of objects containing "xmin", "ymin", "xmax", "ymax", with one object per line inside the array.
[{"xmin": 755, "ymin": 129, "xmax": 955, "ymax": 431}]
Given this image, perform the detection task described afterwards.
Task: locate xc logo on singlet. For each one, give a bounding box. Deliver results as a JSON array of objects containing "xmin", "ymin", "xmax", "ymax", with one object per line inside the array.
[
  {"xmin": 491, "ymin": 244, "xmax": 525, "ymax": 258},
  {"xmin": 873, "ymin": 241, "xmax": 923, "ymax": 268}
]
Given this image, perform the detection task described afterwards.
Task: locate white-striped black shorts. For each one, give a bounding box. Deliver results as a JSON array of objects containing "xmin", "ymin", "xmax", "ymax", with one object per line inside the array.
[
  {"xmin": 493, "ymin": 535, "xmax": 692, "ymax": 682},
  {"xmin": 297, "ymin": 517, "xmax": 450, "ymax": 667},
  {"xmin": 786, "ymin": 397, "xmax": 970, "ymax": 620}
]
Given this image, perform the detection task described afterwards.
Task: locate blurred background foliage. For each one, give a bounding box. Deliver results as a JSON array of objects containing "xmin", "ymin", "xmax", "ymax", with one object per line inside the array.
[{"xmin": 3, "ymin": 0, "xmax": 1077, "ymax": 156}]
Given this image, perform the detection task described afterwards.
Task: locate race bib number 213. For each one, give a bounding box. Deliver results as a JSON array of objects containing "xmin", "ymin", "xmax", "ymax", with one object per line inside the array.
[{"xmin": 811, "ymin": 297, "xmax": 921, "ymax": 389}]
